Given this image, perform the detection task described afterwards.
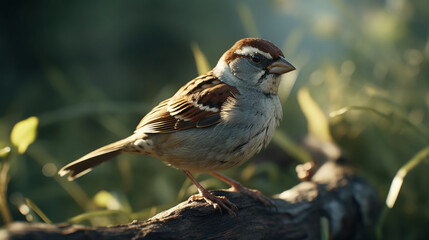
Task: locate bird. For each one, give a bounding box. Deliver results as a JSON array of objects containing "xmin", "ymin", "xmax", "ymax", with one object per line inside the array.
[{"xmin": 58, "ymin": 38, "xmax": 296, "ymax": 215}]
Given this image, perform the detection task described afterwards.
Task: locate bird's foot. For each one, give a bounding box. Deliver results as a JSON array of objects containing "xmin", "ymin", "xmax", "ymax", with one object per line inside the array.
[
  {"xmin": 184, "ymin": 170, "xmax": 237, "ymax": 216},
  {"xmin": 189, "ymin": 190, "xmax": 238, "ymax": 216}
]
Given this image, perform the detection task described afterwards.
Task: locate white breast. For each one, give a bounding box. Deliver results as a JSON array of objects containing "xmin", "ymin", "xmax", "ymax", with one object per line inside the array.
[
  {"xmin": 219, "ymin": 90, "xmax": 282, "ymax": 162},
  {"xmin": 141, "ymin": 89, "xmax": 283, "ymax": 173}
]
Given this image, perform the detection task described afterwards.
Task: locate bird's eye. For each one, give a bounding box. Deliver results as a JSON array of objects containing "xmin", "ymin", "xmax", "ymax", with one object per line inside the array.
[{"xmin": 251, "ymin": 54, "xmax": 261, "ymax": 63}]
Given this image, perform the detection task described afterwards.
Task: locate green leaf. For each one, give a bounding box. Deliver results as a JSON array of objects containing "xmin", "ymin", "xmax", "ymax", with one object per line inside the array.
[
  {"xmin": 190, "ymin": 42, "xmax": 211, "ymax": 75},
  {"xmin": 10, "ymin": 116, "xmax": 39, "ymax": 154},
  {"xmin": 297, "ymin": 88, "xmax": 333, "ymax": 142}
]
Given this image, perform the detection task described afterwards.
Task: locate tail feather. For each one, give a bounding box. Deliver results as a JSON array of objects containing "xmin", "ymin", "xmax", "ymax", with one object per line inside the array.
[{"xmin": 58, "ymin": 137, "xmax": 133, "ymax": 181}]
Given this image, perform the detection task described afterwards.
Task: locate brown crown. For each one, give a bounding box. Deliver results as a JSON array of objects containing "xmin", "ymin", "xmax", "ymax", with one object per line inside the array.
[{"xmin": 223, "ymin": 38, "xmax": 285, "ymax": 63}]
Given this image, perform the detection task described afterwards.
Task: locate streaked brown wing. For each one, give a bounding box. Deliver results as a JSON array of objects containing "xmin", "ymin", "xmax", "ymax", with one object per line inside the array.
[{"xmin": 135, "ymin": 72, "xmax": 239, "ymax": 134}]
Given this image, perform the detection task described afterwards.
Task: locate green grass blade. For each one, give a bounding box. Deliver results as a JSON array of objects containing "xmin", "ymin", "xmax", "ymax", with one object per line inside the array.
[
  {"xmin": 176, "ymin": 177, "xmax": 192, "ymax": 202},
  {"xmin": 0, "ymin": 147, "xmax": 11, "ymax": 158},
  {"xmin": 385, "ymin": 145, "xmax": 429, "ymax": 209},
  {"xmin": 320, "ymin": 217, "xmax": 330, "ymax": 240},
  {"xmin": 0, "ymin": 153, "xmax": 12, "ymax": 224},
  {"xmin": 298, "ymin": 88, "xmax": 333, "ymax": 142},
  {"xmin": 330, "ymin": 106, "xmax": 429, "ymax": 141},
  {"xmin": 272, "ymin": 131, "xmax": 312, "ymax": 163},
  {"xmin": 25, "ymin": 198, "xmax": 52, "ymax": 224},
  {"xmin": 190, "ymin": 42, "xmax": 211, "ymax": 76},
  {"xmin": 237, "ymin": 3, "xmax": 260, "ymax": 37},
  {"xmin": 375, "ymin": 145, "xmax": 429, "ymax": 239},
  {"xmin": 27, "ymin": 146, "xmax": 95, "ymax": 212}
]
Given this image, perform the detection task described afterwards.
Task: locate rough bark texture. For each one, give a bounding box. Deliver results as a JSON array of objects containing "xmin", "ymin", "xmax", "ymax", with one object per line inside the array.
[{"xmin": 1, "ymin": 139, "xmax": 381, "ymax": 240}]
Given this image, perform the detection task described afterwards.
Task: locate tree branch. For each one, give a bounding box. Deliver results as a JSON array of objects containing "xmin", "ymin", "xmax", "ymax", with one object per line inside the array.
[{"xmin": 3, "ymin": 159, "xmax": 380, "ymax": 240}]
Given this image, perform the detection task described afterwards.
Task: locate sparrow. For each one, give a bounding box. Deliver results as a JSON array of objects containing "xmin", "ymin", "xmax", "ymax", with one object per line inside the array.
[{"xmin": 58, "ymin": 38, "xmax": 296, "ymax": 215}]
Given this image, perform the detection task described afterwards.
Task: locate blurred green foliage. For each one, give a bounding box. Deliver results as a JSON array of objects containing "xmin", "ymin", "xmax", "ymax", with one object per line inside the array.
[{"xmin": 1, "ymin": 0, "xmax": 428, "ymax": 239}]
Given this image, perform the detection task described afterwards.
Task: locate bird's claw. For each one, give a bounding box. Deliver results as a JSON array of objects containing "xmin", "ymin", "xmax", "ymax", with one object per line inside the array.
[{"xmin": 189, "ymin": 192, "xmax": 238, "ymax": 216}]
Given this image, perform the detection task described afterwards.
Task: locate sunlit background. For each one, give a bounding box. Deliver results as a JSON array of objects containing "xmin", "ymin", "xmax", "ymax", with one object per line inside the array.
[{"xmin": 1, "ymin": 0, "xmax": 428, "ymax": 239}]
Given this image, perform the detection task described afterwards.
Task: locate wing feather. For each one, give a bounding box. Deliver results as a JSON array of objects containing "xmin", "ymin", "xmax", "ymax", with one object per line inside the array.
[{"xmin": 135, "ymin": 72, "xmax": 239, "ymax": 134}]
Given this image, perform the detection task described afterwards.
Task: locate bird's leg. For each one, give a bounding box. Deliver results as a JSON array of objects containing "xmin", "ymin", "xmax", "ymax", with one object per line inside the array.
[
  {"xmin": 211, "ymin": 172, "xmax": 275, "ymax": 207},
  {"xmin": 183, "ymin": 170, "xmax": 237, "ymax": 216}
]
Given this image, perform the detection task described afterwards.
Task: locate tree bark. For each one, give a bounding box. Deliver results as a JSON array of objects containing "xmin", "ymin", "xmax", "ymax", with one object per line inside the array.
[{"xmin": 2, "ymin": 158, "xmax": 380, "ymax": 240}]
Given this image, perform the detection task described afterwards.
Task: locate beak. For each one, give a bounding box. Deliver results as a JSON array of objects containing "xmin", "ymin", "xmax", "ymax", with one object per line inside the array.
[{"xmin": 267, "ymin": 56, "xmax": 296, "ymax": 74}]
